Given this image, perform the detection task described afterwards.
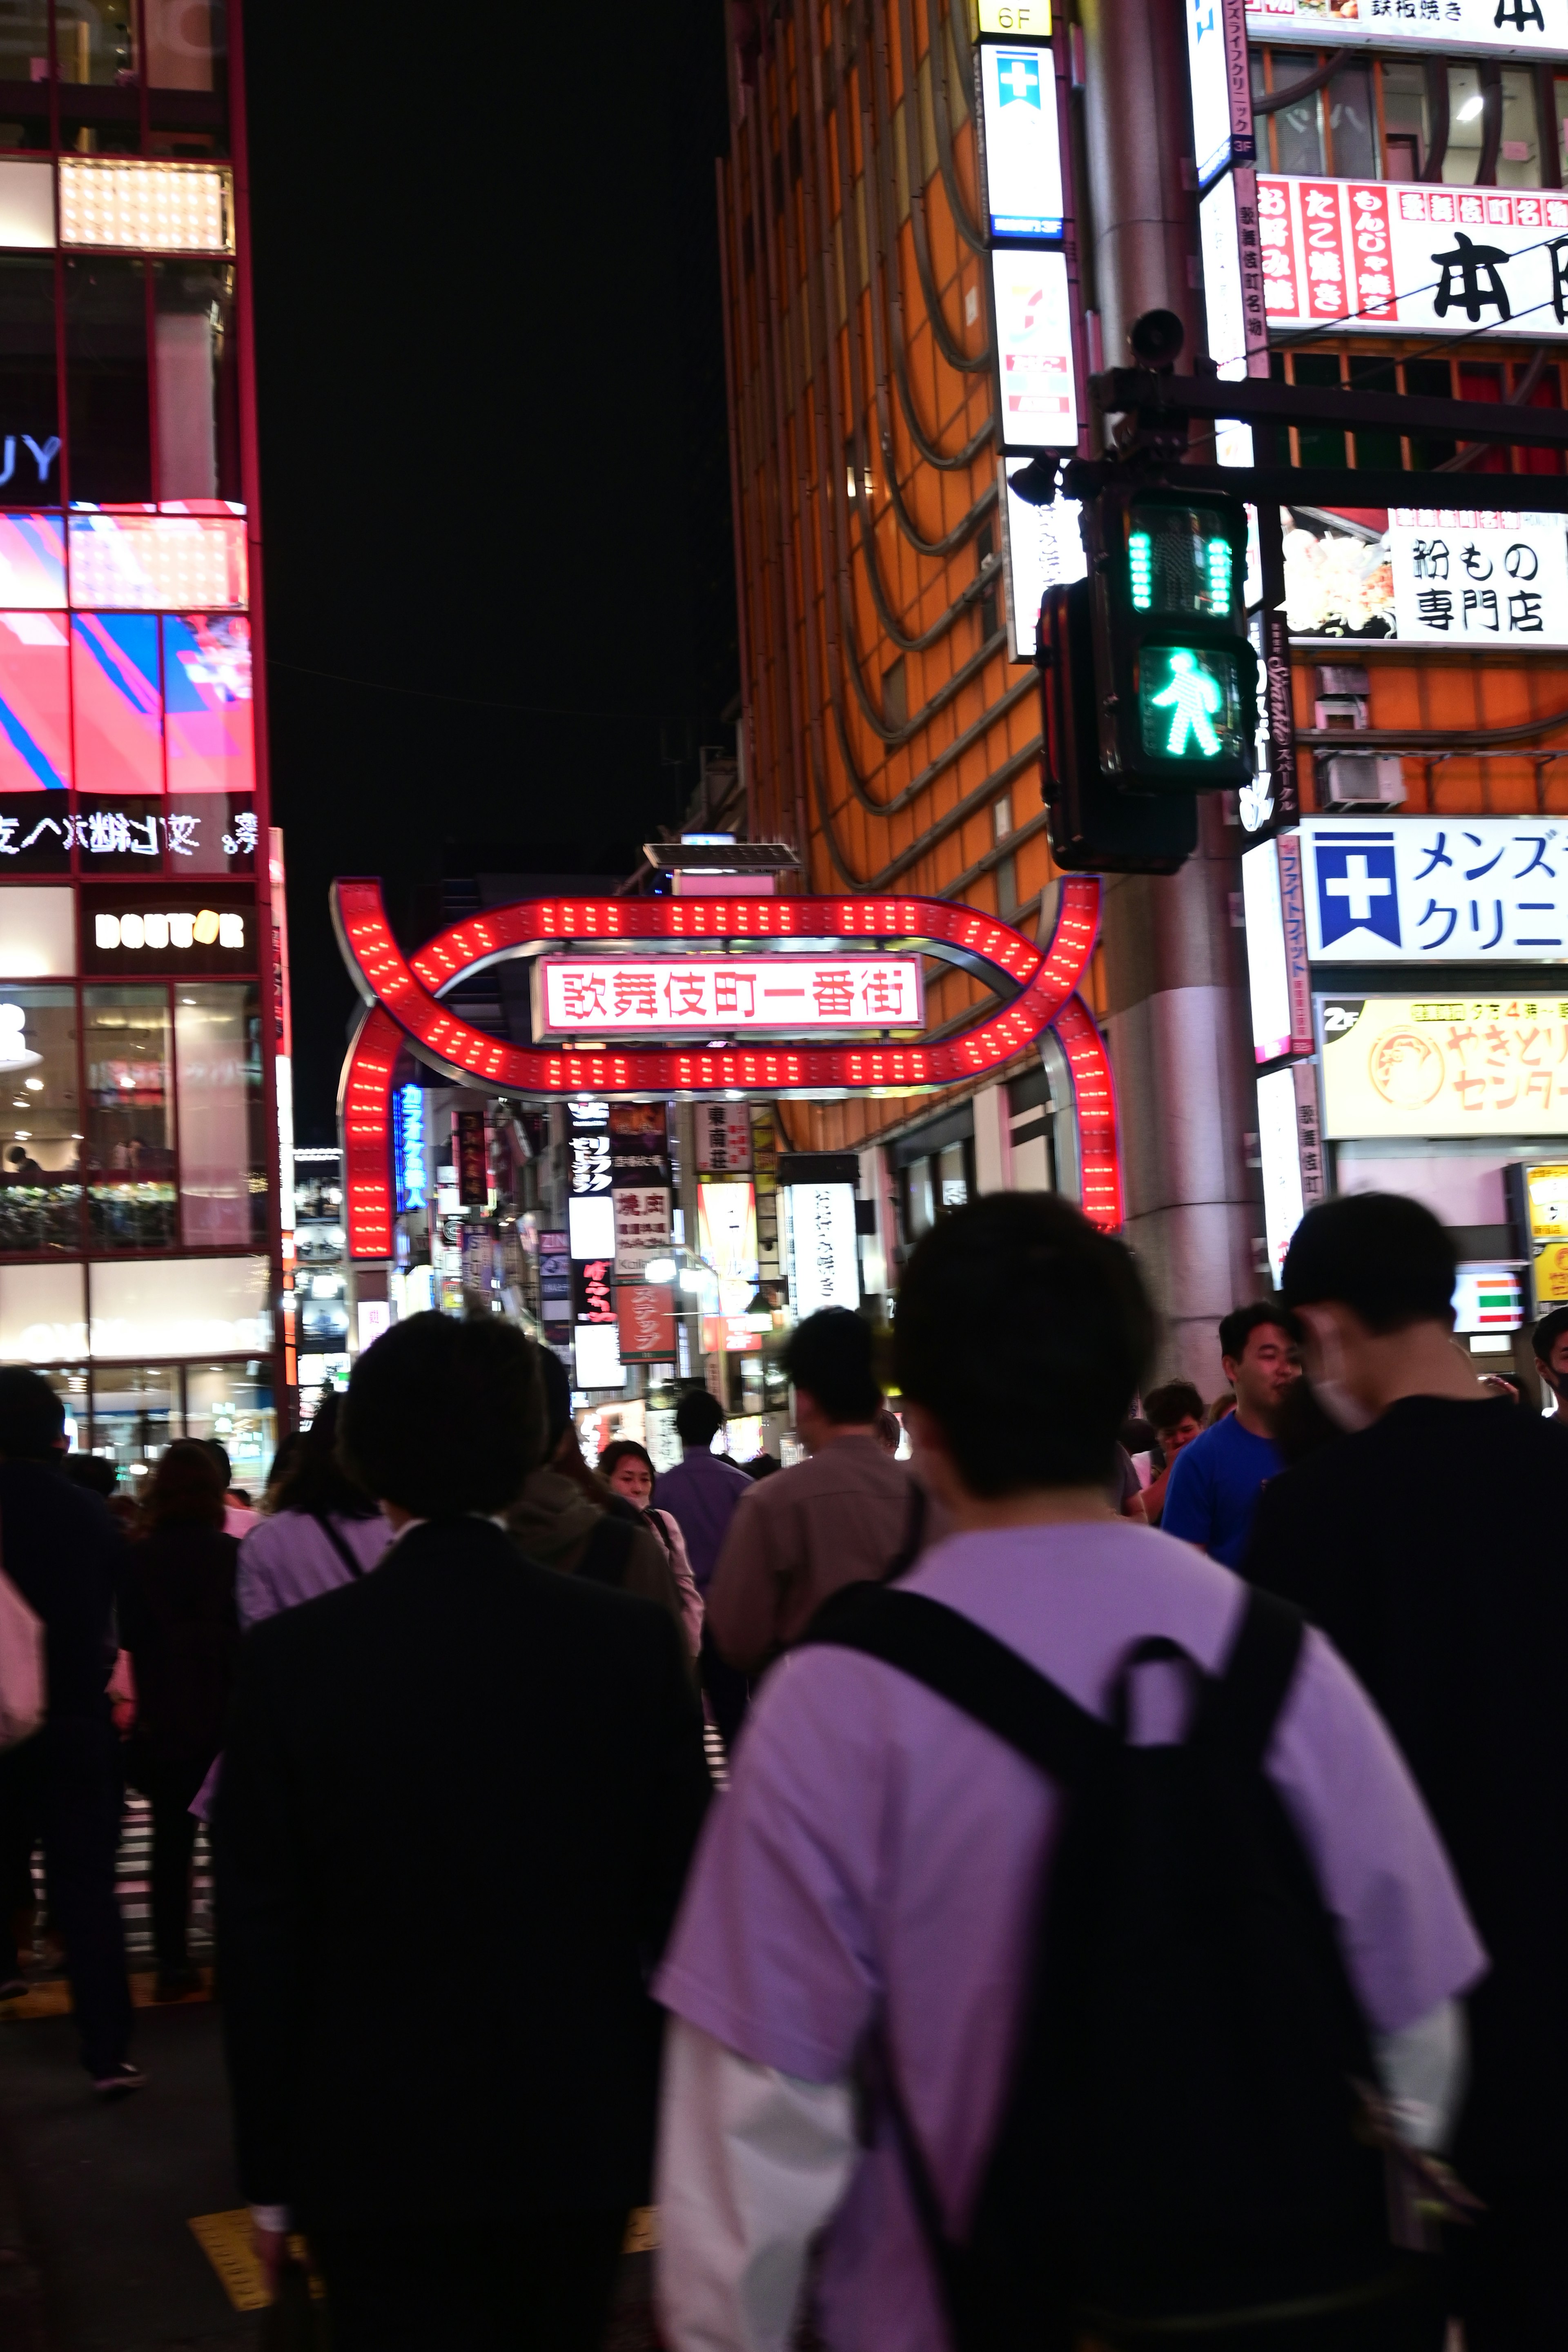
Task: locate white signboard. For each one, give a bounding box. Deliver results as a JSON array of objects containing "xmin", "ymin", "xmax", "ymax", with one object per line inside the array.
[
  {"xmin": 1201, "ymin": 168, "xmax": 1269, "ymax": 381},
  {"xmin": 1245, "ymin": 0, "xmax": 1568, "ymax": 56},
  {"xmin": 1261, "ymin": 174, "xmax": 1568, "ymax": 336},
  {"xmin": 535, "ymin": 954, "xmax": 924, "ymax": 1036},
  {"xmin": 1320, "ymin": 993, "xmax": 1568, "ymax": 1138},
  {"xmin": 1387, "ymin": 508, "xmax": 1568, "ymax": 645},
  {"xmin": 1301, "ymin": 816, "xmax": 1568, "ymax": 963},
  {"xmin": 1187, "ymin": 0, "xmax": 1255, "ymax": 188},
  {"xmin": 991, "ymin": 249, "xmax": 1078, "ymax": 450},
  {"xmin": 979, "ymin": 42, "xmax": 1064, "ymax": 238},
  {"xmin": 1243, "ymin": 836, "xmax": 1292, "ymax": 1062},
  {"xmin": 1257, "ymin": 1061, "xmax": 1326, "ymax": 1282},
  {"xmin": 1000, "ymin": 461, "xmax": 1085, "ymax": 659},
  {"xmin": 787, "ymin": 1181, "xmax": 860, "ymax": 1319},
  {"xmin": 613, "ymin": 1185, "xmax": 671, "ymax": 1279}
]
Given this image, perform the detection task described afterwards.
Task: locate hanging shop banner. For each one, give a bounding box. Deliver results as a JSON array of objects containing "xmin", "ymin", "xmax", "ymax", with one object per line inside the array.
[
  {"xmin": 697, "ymin": 1179, "xmax": 760, "ymax": 1305},
  {"xmin": 695, "ymin": 1104, "xmax": 753, "ymax": 1173},
  {"xmin": 573, "ymin": 1255, "xmax": 617, "ymax": 1324},
  {"xmin": 1319, "ymin": 993, "xmax": 1568, "ymax": 1138},
  {"xmin": 1256, "ymin": 1060, "xmax": 1325, "ymax": 1284},
  {"xmin": 787, "ymin": 1181, "xmax": 861, "ymax": 1318},
  {"xmin": 976, "ymin": 0, "xmax": 1051, "ymax": 29},
  {"xmin": 1242, "ymin": 835, "xmax": 1313, "ymax": 1062},
  {"xmin": 1282, "ymin": 507, "xmax": 1568, "ymax": 645},
  {"xmin": 1244, "ymin": 0, "xmax": 1568, "ymax": 56},
  {"xmin": 978, "ymin": 40, "xmax": 1064, "ymax": 238},
  {"xmin": 535, "ymin": 954, "xmax": 925, "ymax": 1037},
  {"xmin": 1186, "ymin": 0, "xmax": 1254, "ymax": 189},
  {"xmin": 613, "ymin": 1185, "xmax": 672, "ymax": 1279},
  {"xmin": 991, "ymin": 249, "xmax": 1079, "ymax": 451},
  {"xmin": 1520, "ymin": 1160, "xmax": 1568, "ymax": 1303},
  {"xmin": 538, "ymin": 1229, "xmax": 572, "ymax": 1329},
  {"xmin": 1000, "ymin": 462, "xmax": 1086, "ymax": 661},
  {"xmin": 609, "ymin": 1102, "xmax": 670, "ymax": 1187},
  {"xmin": 618, "ymin": 1283, "xmax": 677, "ymax": 1361},
  {"xmin": 1200, "ymin": 167, "xmax": 1269, "ymax": 388},
  {"xmin": 454, "ymin": 1107, "xmax": 487, "ymax": 1206},
  {"xmin": 1301, "ymin": 817, "xmax": 1568, "ymax": 963},
  {"xmin": 751, "ymin": 1105, "xmax": 782, "ymax": 1281},
  {"xmin": 1260, "ymin": 176, "xmax": 1568, "ymax": 338},
  {"xmin": 568, "ymin": 1098, "xmax": 611, "ymax": 1194}
]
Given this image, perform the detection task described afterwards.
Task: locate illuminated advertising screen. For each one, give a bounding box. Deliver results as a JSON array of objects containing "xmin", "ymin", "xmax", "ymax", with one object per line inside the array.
[
  {"xmin": 1319, "ymin": 994, "xmax": 1568, "ymax": 1138},
  {"xmin": 787, "ymin": 1181, "xmax": 860, "ymax": 1317},
  {"xmin": 71, "ymin": 612, "xmax": 163, "ymax": 795},
  {"xmin": 614, "ymin": 1185, "xmax": 672, "ymax": 1278},
  {"xmin": 1301, "ymin": 817, "xmax": 1568, "ymax": 964},
  {"xmin": 1185, "ymin": 0, "xmax": 1253, "ymax": 189},
  {"xmin": 536, "ymin": 954, "xmax": 925, "ymax": 1036},
  {"xmin": 164, "ymin": 615, "xmax": 254, "ymax": 795},
  {"xmin": 1260, "ymin": 176, "xmax": 1568, "ymax": 340},
  {"xmin": 0, "ymin": 514, "xmax": 65, "ymax": 608},
  {"xmin": 1000, "ymin": 460, "xmax": 1085, "ymax": 660},
  {"xmin": 991, "ymin": 249, "xmax": 1078, "ymax": 450},
  {"xmin": 67, "ymin": 511, "xmax": 247, "ymax": 610},
  {"xmin": 978, "ymin": 43, "xmax": 1063, "ymax": 238},
  {"xmin": 698, "ymin": 1178, "xmax": 760, "ymax": 1292},
  {"xmin": 0, "ymin": 613, "xmax": 69, "ymax": 791},
  {"xmin": 1244, "ymin": 0, "xmax": 1568, "ymax": 50}
]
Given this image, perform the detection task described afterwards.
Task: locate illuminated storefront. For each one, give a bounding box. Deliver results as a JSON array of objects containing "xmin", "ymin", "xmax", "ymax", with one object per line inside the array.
[{"xmin": 0, "ymin": 5, "xmax": 281, "ymax": 1479}]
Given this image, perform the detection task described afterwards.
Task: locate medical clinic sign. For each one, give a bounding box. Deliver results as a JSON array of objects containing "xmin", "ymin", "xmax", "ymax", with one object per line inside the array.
[{"xmin": 332, "ymin": 877, "xmax": 1122, "ymax": 1256}]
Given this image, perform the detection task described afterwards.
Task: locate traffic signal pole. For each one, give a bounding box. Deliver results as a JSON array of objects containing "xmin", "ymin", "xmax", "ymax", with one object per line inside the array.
[{"xmin": 1078, "ymin": 0, "xmax": 1265, "ymax": 1383}]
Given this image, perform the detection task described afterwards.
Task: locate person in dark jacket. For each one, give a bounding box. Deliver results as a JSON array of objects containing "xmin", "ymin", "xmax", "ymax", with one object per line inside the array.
[
  {"xmin": 0, "ymin": 1370, "xmax": 138, "ymax": 2093},
  {"xmin": 215, "ymin": 1312, "xmax": 711, "ymax": 2352},
  {"xmin": 121, "ymin": 1440, "xmax": 239, "ymax": 1998}
]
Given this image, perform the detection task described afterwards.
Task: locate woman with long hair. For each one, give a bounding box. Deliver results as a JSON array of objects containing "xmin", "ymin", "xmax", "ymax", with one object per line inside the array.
[
  {"xmin": 597, "ymin": 1439, "xmax": 703, "ymax": 1654},
  {"xmin": 120, "ymin": 1440, "xmax": 241, "ymax": 1997},
  {"xmin": 235, "ymin": 1393, "xmax": 392, "ymax": 1630}
]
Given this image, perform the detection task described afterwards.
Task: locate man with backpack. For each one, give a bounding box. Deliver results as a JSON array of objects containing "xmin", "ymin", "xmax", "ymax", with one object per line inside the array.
[{"xmin": 654, "ymin": 1195, "xmax": 1485, "ymax": 2352}]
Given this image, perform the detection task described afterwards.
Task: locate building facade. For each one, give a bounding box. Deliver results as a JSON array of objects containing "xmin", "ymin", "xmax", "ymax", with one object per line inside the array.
[{"xmin": 0, "ymin": 0, "xmax": 281, "ymax": 1483}]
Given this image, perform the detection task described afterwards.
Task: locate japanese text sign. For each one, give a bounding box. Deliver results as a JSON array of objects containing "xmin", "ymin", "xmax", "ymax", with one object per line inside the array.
[
  {"xmin": 1320, "ymin": 995, "xmax": 1568, "ymax": 1137},
  {"xmin": 1245, "ymin": 0, "xmax": 1568, "ymax": 55},
  {"xmin": 787, "ymin": 1181, "xmax": 861, "ymax": 1318},
  {"xmin": 1259, "ymin": 176, "xmax": 1568, "ymax": 338},
  {"xmin": 1187, "ymin": 0, "xmax": 1254, "ymax": 189},
  {"xmin": 619, "ymin": 1282, "xmax": 676, "ymax": 1360},
  {"xmin": 1301, "ymin": 819, "xmax": 1568, "ymax": 964},
  {"xmin": 613, "ymin": 1186, "xmax": 672, "ymax": 1279},
  {"xmin": 695, "ymin": 1104, "xmax": 752, "ymax": 1174},
  {"xmin": 1388, "ymin": 511, "xmax": 1568, "ymax": 644},
  {"xmin": 991, "ymin": 249, "xmax": 1078, "ymax": 451},
  {"xmin": 1522, "ymin": 1160, "xmax": 1568, "ymax": 1302},
  {"xmin": 535, "ymin": 954, "xmax": 925, "ymax": 1036}
]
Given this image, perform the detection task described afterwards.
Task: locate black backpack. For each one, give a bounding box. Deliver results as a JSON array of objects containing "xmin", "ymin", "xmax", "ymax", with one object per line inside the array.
[{"xmin": 802, "ymin": 1581, "xmax": 1412, "ymax": 2350}]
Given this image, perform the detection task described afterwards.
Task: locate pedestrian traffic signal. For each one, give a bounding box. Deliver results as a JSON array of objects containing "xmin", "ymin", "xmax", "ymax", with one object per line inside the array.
[
  {"xmin": 1039, "ymin": 579, "xmax": 1197, "ymax": 875},
  {"xmin": 1085, "ymin": 485, "xmax": 1258, "ymax": 792}
]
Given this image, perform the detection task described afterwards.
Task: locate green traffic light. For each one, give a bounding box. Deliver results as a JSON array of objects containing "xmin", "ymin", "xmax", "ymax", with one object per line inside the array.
[
  {"xmin": 1150, "ymin": 648, "xmax": 1221, "ymax": 756},
  {"xmin": 1138, "ymin": 643, "xmax": 1245, "ymax": 763}
]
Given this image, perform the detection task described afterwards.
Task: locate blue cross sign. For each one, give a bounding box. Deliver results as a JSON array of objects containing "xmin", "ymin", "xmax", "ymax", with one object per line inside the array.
[
  {"xmin": 995, "ymin": 49, "xmax": 1041, "ymax": 107},
  {"xmin": 1314, "ymin": 835, "xmax": 1402, "ymax": 950}
]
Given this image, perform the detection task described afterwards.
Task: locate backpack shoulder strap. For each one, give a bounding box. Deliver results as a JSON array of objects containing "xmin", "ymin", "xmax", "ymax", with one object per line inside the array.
[
  {"xmin": 1198, "ymin": 1584, "xmax": 1307, "ymax": 1769},
  {"xmin": 310, "ymin": 1512, "xmax": 366, "ymax": 1581},
  {"xmin": 577, "ymin": 1510, "xmax": 637, "ymax": 1587},
  {"xmin": 801, "ymin": 1582, "xmax": 1111, "ymax": 1787}
]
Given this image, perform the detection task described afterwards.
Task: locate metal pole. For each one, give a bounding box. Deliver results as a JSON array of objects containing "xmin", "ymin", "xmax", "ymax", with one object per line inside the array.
[{"xmin": 1079, "ymin": 0, "xmax": 1265, "ymax": 1380}]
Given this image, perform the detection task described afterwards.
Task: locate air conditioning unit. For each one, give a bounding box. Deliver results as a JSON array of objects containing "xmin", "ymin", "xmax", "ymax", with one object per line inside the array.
[{"xmin": 1316, "ymin": 752, "xmax": 1406, "ymax": 811}]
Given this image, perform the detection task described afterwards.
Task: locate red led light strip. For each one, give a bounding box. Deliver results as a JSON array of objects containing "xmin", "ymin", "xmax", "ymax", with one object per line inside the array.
[
  {"xmin": 333, "ymin": 878, "xmax": 1123, "ymax": 1254},
  {"xmin": 1051, "ymin": 991, "xmax": 1123, "ymax": 1234}
]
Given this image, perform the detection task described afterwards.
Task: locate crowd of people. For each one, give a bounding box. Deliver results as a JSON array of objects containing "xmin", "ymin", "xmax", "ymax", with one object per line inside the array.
[{"xmin": 0, "ymin": 1186, "xmax": 1560, "ymax": 2349}]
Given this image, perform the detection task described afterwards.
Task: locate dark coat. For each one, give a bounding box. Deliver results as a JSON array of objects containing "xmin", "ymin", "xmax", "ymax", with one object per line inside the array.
[
  {"xmin": 121, "ymin": 1519, "xmax": 240, "ymax": 1768},
  {"xmin": 0, "ymin": 1459, "xmax": 125, "ymax": 1722},
  {"xmin": 214, "ymin": 1515, "xmax": 710, "ymax": 2229}
]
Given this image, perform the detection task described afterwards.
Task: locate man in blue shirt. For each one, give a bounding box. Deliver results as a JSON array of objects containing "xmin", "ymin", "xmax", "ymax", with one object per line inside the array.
[
  {"xmin": 1160, "ymin": 1302, "xmax": 1299, "ymax": 1566},
  {"xmin": 654, "ymin": 1390, "xmax": 753, "ymax": 1748}
]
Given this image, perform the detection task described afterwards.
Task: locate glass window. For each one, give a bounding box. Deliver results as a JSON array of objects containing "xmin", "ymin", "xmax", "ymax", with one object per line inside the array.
[
  {"xmin": 71, "ymin": 612, "xmax": 163, "ymax": 794},
  {"xmin": 1348, "ymin": 357, "xmax": 1402, "ymax": 470},
  {"xmin": 152, "ymin": 263, "xmax": 236, "ymax": 500},
  {"xmin": 1327, "ymin": 62, "xmax": 1376, "ymax": 178},
  {"xmin": 0, "ymin": 886, "xmax": 73, "ymax": 975},
  {"xmin": 1497, "ymin": 67, "xmax": 1541, "ymax": 185},
  {"xmin": 0, "ymin": 983, "xmax": 80, "ymax": 1253},
  {"xmin": 83, "ymin": 982, "xmax": 175, "ymax": 1249},
  {"xmin": 0, "ymin": 2, "xmax": 49, "ymax": 84},
  {"xmin": 0, "ymin": 260, "xmax": 58, "ymax": 510},
  {"xmin": 1446, "ymin": 64, "xmax": 1485, "ymax": 185},
  {"xmin": 0, "ymin": 512, "xmax": 65, "ymax": 606},
  {"xmin": 89, "ymin": 1363, "xmax": 174, "ymax": 1481},
  {"xmin": 1382, "ymin": 60, "xmax": 1428, "ymax": 180},
  {"xmin": 0, "ymin": 1261, "xmax": 85, "ymax": 1355},
  {"xmin": 44, "ymin": 1363, "xmax": 90, "ymax": 1449},
  {"xmin": 144, "ymin": 0, "xmax": 225, "ymax": 94},
  {"xmin": 183, "ymin": 1360, "xmax": 272, "ymax": 1490},
  {"xmin": 1404, "ymin": 356, "xmax": 1457, "ymax": 467},
  {"xmin": 64, "ymin": 258, "xmax": 151, "ymax": 506},
  {"xmin": 55, "ymin": 0, "xmax": 135, "ymax": 85},
  {"xmin": 174, "ymin": 980, "xmax": 261, "ymax": 1246},
  {"xmin": 1270, "ymin": 51, "xmax": 1325, "ymax": 175},
  {"xmin": 89, "ymin": 1250, "xmax": 270, "ymax": 1352},
  {"xmin": 904, "ymin": 1156, "xmax": 933, "ymax": 1239},
  {"xmin": 937, "ymin": 1141, "xmax": 969, "ymax": 1213},
  {"xmin": 163, "ymin": 613, "xmax": 252, "ymax": 796},
  {"xmin": 66, "ymin": 511, "xmax": 247, "ymax": 610},
  {"xmin": 1292, "ymin": 354, "xmax": 1346, "ymax": 468}
]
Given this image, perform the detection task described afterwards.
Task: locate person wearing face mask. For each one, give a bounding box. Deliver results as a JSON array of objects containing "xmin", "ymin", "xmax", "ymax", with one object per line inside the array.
[
  {"xmin": 1245, "ymin": 1191, "xmax": 1568, "ymax": 2352},
  {"xmin": 1159, "ymin": 1304, "xmax": 1301, "ymax": 1566}
]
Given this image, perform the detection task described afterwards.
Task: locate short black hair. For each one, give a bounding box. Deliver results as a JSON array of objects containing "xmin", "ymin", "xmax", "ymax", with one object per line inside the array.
[
  {"xmin": 0, "ymin": 1368, "xmax": 65, "ymax": 1461},
  {"xmin": 1282, "ymin": 1193, "xmax": 1457, "ymax": 1334},
  {"xmin": 782, "ymin": 1307, "xmax": 882, "ymax": 1425},
  {"xmin": 202, "ymin": 1439, "xmax": 232, "ymax": 1486},
  {"xmin": 598, "ymin": 1438, "xmax": 655, "ymax": 1482},
  {"xmin": 63, "ymin": 1453, "xmax": 118, "ymax": 1499},
  {"xmin": 675, "ymin": 1388, "xmax": 724, "ymax": 1447},
  {"xmin": 1533, "ymin": 1304, "xmax": 1568, "ymax": 1364},
  {"xmin": 894, "ymin": 1194, "xmax": 1154, "ymax": 1496},
  {"xmin": 1218, "ymin": 1300, "xmax": 1299, "ymax": 1365},
  {"xmin": 339, "ymin": 1312, "xmax": 547, "ymax": 1517},
  {"xmin": 1144, "ymin": 1379, "xmax": 1205, "ymax": 1434}
]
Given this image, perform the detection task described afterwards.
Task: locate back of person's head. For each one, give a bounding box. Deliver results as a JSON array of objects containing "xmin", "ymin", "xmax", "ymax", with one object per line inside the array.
[
  {"xmin": 339, "ymin": 1311, "xmax": 546, "ymax": 1518},
  {"xmin": 1282, "ymin": 1193, "xmax": 1456, "ymax": 1333},
  {"xmin": 537, "ymin": 1345, "xmax": 574, "ymax": 1459},
  {"xmin": 674, "ymin": 1388, "xmax": 724, "ymax": 1449},
  {"xmin": 1143, "ymin": 1379, "xmax": 1204, "ymax": 1436},
  {"xmin": 782, "ymin": 1307, "xmax": 882, "ymax": 1425},
  {"xmin": 63, "ymin": 1452, "xmax": 118, "ymax": 1500},
  {"xmin": 1533, "ymin": 1303, "xmax": 1568, "ymax": 1366},
  {"xmin": 202, "ymin": 1438, "xmax": 232, "ymax": 1488},
  {"xmin": 144, "ymin": 1438, "xmax": 227, "ymax": 1529},
  {"xmin": 894, "ymin": 1194, "xmax": 1154, "ymax": 1496},
  {"xmin": 263, "ymin": 1430, "xmax": 305, "ymax": 1508},
  {"xmin": 873, "ymin": 1405, "xmax": 903, "ymax": 1455},
  {"xmin": 0, "ymin": 1368, "xmax": 65, "ymax": 1461},
  {"xmin": 273, "ymin": 1392, "xmax": 377, "ymax": 1521},
  {"xmin": 1217, "ymin": 1299, "xmax": 1298, "ymax": 1366}
]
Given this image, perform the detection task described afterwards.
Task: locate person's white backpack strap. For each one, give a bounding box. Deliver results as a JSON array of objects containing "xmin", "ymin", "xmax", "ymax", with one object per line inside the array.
[{"xmin": 0, "ymin": 1527, "xmax": 45, "ymax": 1749}]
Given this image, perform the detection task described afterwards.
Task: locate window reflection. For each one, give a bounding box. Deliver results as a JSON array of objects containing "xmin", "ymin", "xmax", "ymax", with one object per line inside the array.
[
  {"xmin": 0, "ymin": 2, "xmax": 49, "ymax": 85},
  {"xmin": 184, "ymin": 1359, "xmax": 272, "ymax": 1490},
  {"xmin": 90, "ymin": 1361, "xmax": 173, "ymax": 1480},
  {"xmin": 64, "ymin": 258, "xmax": 151, "ymax": 506},
  {"xmin": 152, "ymin": 264, "xmax": 236, "ymax": 501},
  {"xmin": 173, "ymin": 981, "xmax": 262, "ymax": 1247},
  {"xmin": 84, "ymin": 983, "xmax": 175, "ymax": 1249},
  {"xmin": 0, "ymin": 261, "xmax": 59, "ymax": 502},
  {"xmin": 55, "ymin": 0, "xmax": 134, "ymax": 85},
  {"xmin": 0, "ymin": 982, "xmax": 80, "ymax": 1253},
  {"xmin": 144, "ymin": 0, "xmax": 224, "ymax": 95}
]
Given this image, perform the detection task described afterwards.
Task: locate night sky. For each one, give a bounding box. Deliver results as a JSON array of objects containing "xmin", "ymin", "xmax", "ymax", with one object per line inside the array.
[{"xmin": 242, "ymin": 3, "xmax": 736, "ymax": 1143}]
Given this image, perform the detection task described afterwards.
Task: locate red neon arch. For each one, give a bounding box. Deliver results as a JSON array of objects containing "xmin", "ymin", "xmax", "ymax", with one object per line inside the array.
[{"xmin": 333, "ymin": 878, "xmax": 1121, "ymax": 1254}]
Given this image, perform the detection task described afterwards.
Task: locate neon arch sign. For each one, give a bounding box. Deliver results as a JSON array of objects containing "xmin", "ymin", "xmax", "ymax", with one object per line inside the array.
[{"xmin": 332, "ymin": 875, "xmax": 1120, "ymax": 1255}]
